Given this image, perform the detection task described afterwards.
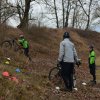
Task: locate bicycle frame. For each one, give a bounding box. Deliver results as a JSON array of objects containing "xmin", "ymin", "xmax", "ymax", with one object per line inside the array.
[{"xmin": 49, "ymin": 65, "xmax": 77, "ymax": 88}]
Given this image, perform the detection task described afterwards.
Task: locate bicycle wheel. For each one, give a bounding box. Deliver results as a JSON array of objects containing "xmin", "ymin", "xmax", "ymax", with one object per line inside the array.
[
  {"xmin": 49, "ymin": 67, "xmax": 63, "ymax": 86},
  {"xmin": 1, "ymin": 40, "xmax": 12, "ymax": 49},
  {"xmin": 48, "ymin": 67, "xmax": 60, "ymax": 80}
]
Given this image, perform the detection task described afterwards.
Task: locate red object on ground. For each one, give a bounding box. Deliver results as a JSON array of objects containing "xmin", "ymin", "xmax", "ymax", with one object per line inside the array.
[{"xmin": 2, "ymin": 71, "xmax": 10, "ymax": 77}]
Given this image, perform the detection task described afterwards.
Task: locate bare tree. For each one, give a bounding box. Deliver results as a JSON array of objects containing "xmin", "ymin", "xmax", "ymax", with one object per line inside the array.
[
  {"xmin": 54, "ymin": 0, "xmax": 59, "ymax": 28},
  {"xmin": 1, "ymin": 0, "xmax": 35, "ymax": 28},
  {"xmin": 0, "ymin": 0, "xmax": 99, "ymax": 30},
  {"xmin": 77, "ymin": 0, "xmax": 93, "ymax": 29},
  {"xmin": 71, "ymin": 1, "xmax": 78, "ymax": 28},
  {"xmin": 65, "ymin": 0, "xmax": 71, "ymax": 27},
  {"xmin": 0, "ymin": 0, "xmax": 17, "ymax": 24},
  {"xmin": 62, "ymin": 0, "xmax": 65, "ymax": 28},
  {"xmin": 92, "ymin": 0, "xmax": 100, "ymax": 18},
  {"xmin": 18, "ymin": 0, "xmax": 31, "ymax": 28},
  {"xmin": 42, "ymin": 0, "xmax": 60, "ymax": 28},
  {"xmin": 86, "ymin": 0, "xmax": 93, "ymax": 29},
  {"xmin": 0, "ymin": 0, "xmax": 2, "ymax": 23}
]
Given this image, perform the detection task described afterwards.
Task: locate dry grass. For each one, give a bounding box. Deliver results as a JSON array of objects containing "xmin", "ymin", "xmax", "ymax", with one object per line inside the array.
[
  {"xmin": 0, "ymin": 25, "xmax": 100, "ymax": 100},
  {"xmin": 96, "ymin": 57, "xmax": 100, "ymax": 66}
]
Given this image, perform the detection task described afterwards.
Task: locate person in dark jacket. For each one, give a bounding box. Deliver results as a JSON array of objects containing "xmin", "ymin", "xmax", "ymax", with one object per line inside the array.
[
  {"xmin": 18, "ymin": 35, "xmax": 31, "ymax": 61},
  {"xmin": 88, "ymin": 45, "xmax": 96, "ymax": 84},
  {"xmin": 57, "ymin": 32, "xmax": 79, "ymax": 91}
]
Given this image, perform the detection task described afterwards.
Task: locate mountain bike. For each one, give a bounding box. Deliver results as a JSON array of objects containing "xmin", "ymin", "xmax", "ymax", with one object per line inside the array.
[
  {"xmin": 1, "ymin": 38, "xmax": 23, "ymax": 53},
  {"xmin": 48, "ymin": 62, "xmax": 81, "ymax": 88},
  {"xmin": 48, "ymin": 65, "xmax": 63, "ymax": 87}
]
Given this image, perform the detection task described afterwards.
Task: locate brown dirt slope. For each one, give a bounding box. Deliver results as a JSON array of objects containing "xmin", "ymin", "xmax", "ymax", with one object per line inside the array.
[{"xmin": 0, "ymin": 25, "xmax": 100, "ymax": 100}]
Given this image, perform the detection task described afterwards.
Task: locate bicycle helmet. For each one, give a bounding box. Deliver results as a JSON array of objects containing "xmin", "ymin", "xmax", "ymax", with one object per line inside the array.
[
  {"xmin": 63, "ymin": 32, "xmax": 70, "ymax": 39},
  {"xmin": 19, "ymin": 34, "xmax": 24, "ymax": 38},
  {"xmin": 89, "ymin": 45, "xmax": 94, "ymax": 49}
]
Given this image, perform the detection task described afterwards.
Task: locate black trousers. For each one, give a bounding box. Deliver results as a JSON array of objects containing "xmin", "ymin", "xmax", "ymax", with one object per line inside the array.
[
  {"xmin": 24, "ymin": 48, "xmax": 31, "ymax": 61},
  {"xmin": 89, "ymin": 63, "xmax": 96, "ymax": 81},
  {"xmin": 61, "ymin": 62, "xmax": 74, "ymax": 90}
]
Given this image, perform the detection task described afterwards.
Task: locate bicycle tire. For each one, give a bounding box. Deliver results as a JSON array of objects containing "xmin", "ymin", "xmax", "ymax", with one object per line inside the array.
[
  {"xmin": 48, "ymin": 67, "xmax": 61, "ymax": 81},
  {"xmin": 1, "ymin": 40, "xmax": 12, "ymax": 49},
  {"xmin": 49, "ymin": 67, "xmax": 63, "ymax": 87},
  {"xmin": 49, "ymin": 67, "xmax": 77, "ymax": 88}
]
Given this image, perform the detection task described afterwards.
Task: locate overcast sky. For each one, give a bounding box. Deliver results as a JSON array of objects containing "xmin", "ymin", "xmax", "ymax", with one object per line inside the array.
[{"xmin": 7, "ymin": 0, "xmax": 100, "ymax": 32}]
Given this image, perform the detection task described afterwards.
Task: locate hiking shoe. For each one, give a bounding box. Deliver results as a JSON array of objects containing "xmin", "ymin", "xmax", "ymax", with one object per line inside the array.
[
  {"xmin": 90, "ymin": 80, "xmax": 96, "ymax": 85},
  {"xmin": 90, "ymin": 80, "xmax": 94, "ymax": 82},
  {"xmin": 90, "ymin": 80, "xmax": 96, "ymax": 84},
  {"xmin": 90, "ymin": 80, "xmax": 95, "ymax": 83},
  {"xmin": 93, "ymin": 80, "xmax": 96, "ymax": 84}
]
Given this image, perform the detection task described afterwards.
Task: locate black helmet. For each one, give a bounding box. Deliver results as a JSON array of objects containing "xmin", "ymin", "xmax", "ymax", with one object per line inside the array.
[
  {"xmin": 89, "ymin": 45, "xmax": 94, "ymax": 49},
  {"xmin": 63, "ymin": 32, "xmax": 70, "ymax": 39}
]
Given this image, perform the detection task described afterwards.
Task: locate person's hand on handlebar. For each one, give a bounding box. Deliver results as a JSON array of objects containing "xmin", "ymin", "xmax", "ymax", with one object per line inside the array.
[
  {"xmin": 76, "ymin": 59, "xmax": 82, "ymax": 67},
  {"xmin": 57, "ymin": 60, "xmax": 62, "ymax": 68}
]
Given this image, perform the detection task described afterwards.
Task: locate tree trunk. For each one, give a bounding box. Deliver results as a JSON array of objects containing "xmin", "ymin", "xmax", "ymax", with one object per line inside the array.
[
  {"xmin": 72, "ymin": 8, "xmax": 76, "ymax": 28},
  {"xmin": 62, "ymin": 0, "xmax": 65, "ymax": 28},
  {"xmin": 85, "ymin": 0, "xmax": 93, "ymax": 30},
  {"xmin": 0, "ymin": 0, "xmax": 2, "ymax": 23},
  {"xmin": 77, "ymin": 0, "xmax": 93, "ymax": 30},
  {"xmin": 65, "ymin": 0, "xmax": 70, "ymax": 27},
  {"xmin": 72, "ymin": 2, "xmax": 78, "ymax": 28},
  {"xmin": 18, "ymin": 0, "xmax": 31, "ymax": 28},
  {"xmin": 54, "ymin": 0, "xmax": 59, "ymax": 28},
  {"xmin": 86, "ymin": 15, "xmax": 90, "ymax": 29}
]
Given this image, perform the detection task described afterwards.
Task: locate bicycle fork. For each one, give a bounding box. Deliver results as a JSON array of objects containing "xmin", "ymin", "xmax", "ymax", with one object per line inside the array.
[{"xmin": 73, "ymin": 75, "xmax": 76, "ymax": 88}]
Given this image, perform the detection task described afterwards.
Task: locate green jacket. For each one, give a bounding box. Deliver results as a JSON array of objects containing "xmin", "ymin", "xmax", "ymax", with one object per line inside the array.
[
  {"xmin": 18, "ymin": 38, "xmax": 29, "ymax": 48},
  {"xmin": 89, "ymin": 50, "xmax": 96, "ymax": 64}
]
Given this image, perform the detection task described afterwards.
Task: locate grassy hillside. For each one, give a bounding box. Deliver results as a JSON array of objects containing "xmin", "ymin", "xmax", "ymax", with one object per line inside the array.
[
  {"xmin": 0, "ymin": 25, "xmax": 100, "ymax": 100},
  {"xmin": 72, "ymin": 28, "xmax": 100, "ymax": 66}
]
